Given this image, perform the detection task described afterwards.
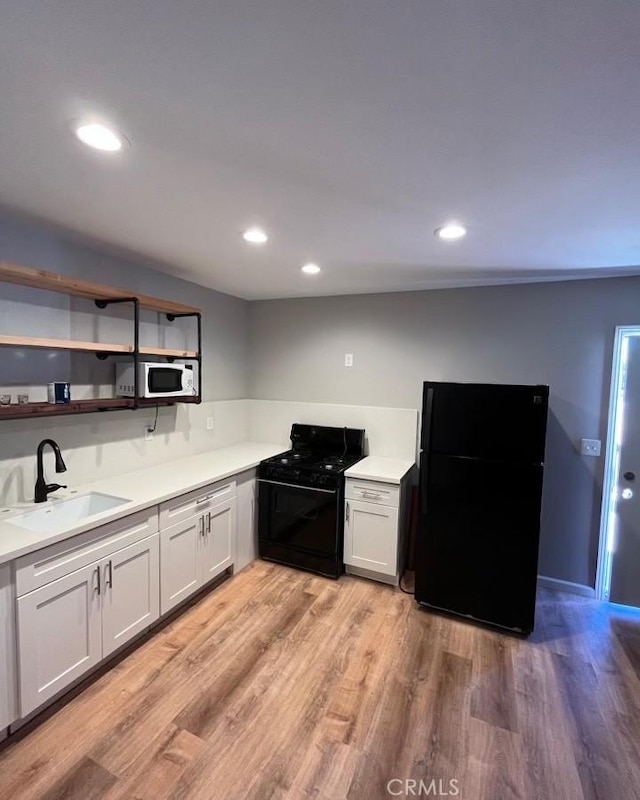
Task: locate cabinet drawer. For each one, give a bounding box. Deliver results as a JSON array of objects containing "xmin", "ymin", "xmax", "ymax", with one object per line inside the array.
[
  {"xmin": 15, "ymin": 508, "xmax": 158, "ymax": 597},
  {"xmin": 159, "ymin": 479, "xmax": 236, "ymax": 530},
  {"xmin": 345, "ymin": 479, "xmax": 399, "ymax": 507}
]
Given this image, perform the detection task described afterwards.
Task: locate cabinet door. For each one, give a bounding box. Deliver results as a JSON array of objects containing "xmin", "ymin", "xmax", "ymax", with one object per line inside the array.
[
  {"xmin": 102, "ymin": 534, "xmax": 160, "ymax": 658},
  {"xmin": 344, "ymin": 499, "xmax": 398, "ymax": 576},
  {"xmin": 0, "ymin": 565, "xmax": 18, "ymax": 731},
  {"xmin": 236, "ymin": 478, "xmax": 257, "ymax": 572},
  {"xmin": 160, "ymin": 515, "xmax": 202, "ymax": 615},
  {"xmin": 17, "ymin": 563, "xmax": 102, "ymax": 716},
  {"xmin": 200, "ymin": 498, "xmax": 235, "ymax": 583}
]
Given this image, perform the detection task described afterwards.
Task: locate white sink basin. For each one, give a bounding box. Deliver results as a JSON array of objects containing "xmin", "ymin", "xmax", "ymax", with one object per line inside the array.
[{"xmin": 8, "ymin": 492, "xmax": 131, "ymax": 534}]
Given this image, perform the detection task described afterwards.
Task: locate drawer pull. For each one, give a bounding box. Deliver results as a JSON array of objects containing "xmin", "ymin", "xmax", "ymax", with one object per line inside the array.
[
  {"xmin": 362, "ymin": 490, "xmax": 382, "ymax": 499},
  {"xmin": 196, "ymin": 495, "xmax": 212, "ymax": 505}
]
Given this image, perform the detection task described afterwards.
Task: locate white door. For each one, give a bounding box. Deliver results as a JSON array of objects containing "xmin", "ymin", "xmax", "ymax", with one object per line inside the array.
[
  {"xmin": 17, "ymin": 562, "xmax": 102, "ymax": 716},
  {"xmin": 344, "ymin": 499, "xmax": 398, "ymax": 576},
  {"xmin": 160, "ymin": 515, "xmax": 202, "ymax": 614},
  {"xmin": 102, "ymin": 534, "xmax": 160, "ymax": 658},
  {"xmin": 201, "ymin": 499, "xmax": 235, "ymax": 583},
  {"xmin": 599, "ymin": 329, "xmax": 640, "ymax": 607}
]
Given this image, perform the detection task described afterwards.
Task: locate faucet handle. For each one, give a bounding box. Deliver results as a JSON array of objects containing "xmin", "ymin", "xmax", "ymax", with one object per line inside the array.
[{"xmin": 46, "ymin": 483, "xmax": 67, "ymax": 494}]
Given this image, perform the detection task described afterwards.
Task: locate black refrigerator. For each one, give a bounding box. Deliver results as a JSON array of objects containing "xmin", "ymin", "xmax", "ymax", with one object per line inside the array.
[{"xmin": 415, "ymin": 381, "xmax": 549, "ymax": 635}]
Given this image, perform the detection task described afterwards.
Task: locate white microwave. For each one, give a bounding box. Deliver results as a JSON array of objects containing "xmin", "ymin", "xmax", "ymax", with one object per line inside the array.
[{"xmin": 116, "ymin": 362, "xmax": 197, "ymax": 398}]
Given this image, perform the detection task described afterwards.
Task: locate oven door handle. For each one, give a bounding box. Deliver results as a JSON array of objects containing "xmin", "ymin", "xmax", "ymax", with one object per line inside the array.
[{"xmin": 258, "ymin": 479, "xmax": 337, "ymax": 494}]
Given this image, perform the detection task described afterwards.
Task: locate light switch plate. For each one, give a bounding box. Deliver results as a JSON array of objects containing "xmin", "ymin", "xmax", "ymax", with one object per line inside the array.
[{"xmin": 580, "ymin": 438, "xmax": 601, "ymax": 457}]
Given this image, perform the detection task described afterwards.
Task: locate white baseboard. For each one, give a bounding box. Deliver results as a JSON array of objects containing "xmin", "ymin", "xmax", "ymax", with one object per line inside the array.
[{"xmin": 537, "ymin": 575, "xmax": 596, "ymax": 598}]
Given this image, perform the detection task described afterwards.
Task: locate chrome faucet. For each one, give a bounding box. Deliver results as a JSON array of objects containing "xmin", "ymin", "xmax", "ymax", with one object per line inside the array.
[{"xmin": 35, "ymin": 439, "xmax": 68, "ymax": 503}]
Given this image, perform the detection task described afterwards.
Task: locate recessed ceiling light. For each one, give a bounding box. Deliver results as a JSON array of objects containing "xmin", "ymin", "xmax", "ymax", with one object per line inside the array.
[
  {"xmin": 242, "ymin": 227, "xmax": 268, "ymax": 244},
  {"xmin": 435, "ymin": 223, "xmax": 467, "ymax": 240},
  {"xmin": 301, "ymin": 263, "xmax": 321, "ymax": 275},
  {"xmin": 75, "ymin": 122, "xmax": 125, "ymax": 152}
]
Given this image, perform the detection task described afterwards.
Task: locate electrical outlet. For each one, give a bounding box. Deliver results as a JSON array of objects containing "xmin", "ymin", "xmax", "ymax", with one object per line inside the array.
[
  {"xmin": 580, "ymin": 438, "xmax": 601, "ymax": 457},
  {"xmin": 206, "ymin": 417, "xmax": 214, "ymax": 431},
  {"xmin": 145, "ymin": 427, "xmax": 154, "ymax": 442},
  {"xmin": 344, "ymin": 353, "xmax": 354, "ymax": 367}
]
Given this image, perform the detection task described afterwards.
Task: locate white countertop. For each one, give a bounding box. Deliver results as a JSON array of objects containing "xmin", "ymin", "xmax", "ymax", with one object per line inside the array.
[
  {"xmin": 345, "ymin": 456, "xmax": 415, "ymax": 484},
  {"xmin": 0, "ymin": 441, "xmax": 284, "ymax": 566}
]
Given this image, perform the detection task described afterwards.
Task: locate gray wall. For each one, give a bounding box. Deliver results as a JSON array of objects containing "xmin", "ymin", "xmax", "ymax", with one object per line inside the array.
[
  {"xmin": 0, "ymin": 211, "xmax": 249, "ymax": 401},
  {"xmin": 249, "ymin": 278, "xmax": 640, "ymax": 587}
]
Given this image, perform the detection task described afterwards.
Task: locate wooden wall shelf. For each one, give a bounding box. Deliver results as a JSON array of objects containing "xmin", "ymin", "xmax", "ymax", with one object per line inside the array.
[
  {"xmin": 139, "ymin": 346, "xmax": 198, "ymax": 358},
  {"xmin": 0, "ymin": 335, "xmax": 197, "ymax": 359},
  {"xmin": 0, "ymin": 396, "xmax": 200, "ymax": 421},
  {"xmin": 0, "ymin": 262, "xmax": 203, "ymax": 420},
  {"xmin": 0, "ymin": 335, "xmax": 130, "ymax": 354},
  {"xmin": 0, "ymin": 262, "xmax": 199, "ymax": 316}
]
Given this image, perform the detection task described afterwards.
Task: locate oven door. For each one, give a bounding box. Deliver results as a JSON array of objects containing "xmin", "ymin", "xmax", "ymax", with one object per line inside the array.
[{"xmin": 258, "ymin": 480, "xmax": 339, "ymax": 556}]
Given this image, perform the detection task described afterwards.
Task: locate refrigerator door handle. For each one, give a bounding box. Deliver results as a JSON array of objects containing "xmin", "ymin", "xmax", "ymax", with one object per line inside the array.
[
  {"xmin": 419, "ymin": 455, "xmax": 428, "ymax": 512},
  {"xmin": 421, "ymin": 385, "xmax": 434, "ymax": 451}
]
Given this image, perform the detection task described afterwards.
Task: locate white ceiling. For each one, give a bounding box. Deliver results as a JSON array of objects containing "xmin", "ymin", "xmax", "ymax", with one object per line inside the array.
[{"xmin": 1, "ymin": 0, "xmax": 640, "ymax": 300}]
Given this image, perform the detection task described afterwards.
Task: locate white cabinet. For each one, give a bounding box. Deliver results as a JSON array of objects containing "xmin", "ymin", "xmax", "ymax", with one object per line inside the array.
[
  {"xmin": 101, "ymin": 535, "xmax": 159, "ymax": 658},
  {"xmin": 344, "ymin": 475, "xmax": 410, "ymax": 585},
  {"xmin": 159, "ymin": 515, "xmax": 201, "ymax": 614},
  {"xmin": 0, "ymin": 564, "xmax": 18, "ymax": 736},
  {"xmin": 9, "ymin": 470, "xmax": 247, "ymax": 724},
  {"xmin": 17, "ymin": 562, "xmax": 103, "ymax": 716},
  {"xmin": 345, "ymin": 499, "xmax": 398, "ymax": 575},
  {"xmin": 201, "ymin": 498, "xmax": 234, "ymax": 582},
  {"xmin": 159, "ymin": 479, "xmax": 237, "ymax": 615},
  {"xmin": 16, "ymin": 519, "xmax": 160, "ymax": 717}
]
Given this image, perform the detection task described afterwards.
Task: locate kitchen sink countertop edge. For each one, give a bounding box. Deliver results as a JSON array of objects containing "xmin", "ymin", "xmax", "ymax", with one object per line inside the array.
[{"xmin": 0, "ymin": 441, "xmax": 285, "ymax": 566}]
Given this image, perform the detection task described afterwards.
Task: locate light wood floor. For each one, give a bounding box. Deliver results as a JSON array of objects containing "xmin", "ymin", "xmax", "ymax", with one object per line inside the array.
[{"xmin": 1, "ymin": 561, "xmax": 640, "ymax": 800}]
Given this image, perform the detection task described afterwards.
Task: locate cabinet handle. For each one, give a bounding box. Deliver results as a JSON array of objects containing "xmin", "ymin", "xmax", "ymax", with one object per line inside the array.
[
  {"xmin": 94, "ymin": 565, "xmax": 101, "ymax": 596},
  {"xmin": 106, "ymin": 560, "xmax": 113, "ymax": 589},
  {"xmin": 199, "ymin": 515, "xmax": 205, "ymax": 537},
  {"xmin": 207, "ymin": 511, "xmax": 212, "ymax": 534},
  {"xmin": 346, "ymin": 502, "xmax": 350, "ymax": 522}
]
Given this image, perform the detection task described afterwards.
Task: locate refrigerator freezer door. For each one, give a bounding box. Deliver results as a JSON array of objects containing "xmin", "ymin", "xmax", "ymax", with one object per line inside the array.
[
  {"xmin": 415, "ymin": 453, "xmax": 543, "ymax": 633},
  {"xmin": 421, "ymin": 382, "xmax": 548, "ymax": 463}
]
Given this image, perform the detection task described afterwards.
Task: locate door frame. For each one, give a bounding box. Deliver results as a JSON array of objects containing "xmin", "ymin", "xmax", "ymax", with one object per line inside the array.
[{"xmin": 595, "ymin": 325, "xmax": 640, "ymax": 601}]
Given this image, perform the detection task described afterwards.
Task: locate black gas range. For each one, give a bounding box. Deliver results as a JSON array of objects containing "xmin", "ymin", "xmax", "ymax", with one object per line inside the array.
[{"xmin": 258, "ymin": 423, "xmax": 365, "ymax": 578}]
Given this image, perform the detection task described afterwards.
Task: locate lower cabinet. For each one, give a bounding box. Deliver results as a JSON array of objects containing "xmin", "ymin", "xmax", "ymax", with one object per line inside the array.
[
  {"xmin": 159, "ymin": 515, "xmax": 200, "ymax": 613},
  {"xmin": 17, "ymin": 533, "xmax": 159, "ymax": 717},
  {"xmin": 101, "ymin": 535, "xmax": 160, "ymax": 658},
  {"xmin": 160, "ymin": 495, "xmax": 235, "ymax": 615},
  {"xmin": 10, "ymin": 473, "xmax": 242, "ymax": 724},
  {"xmin": 344, "ymin": 476, "xmax": 410, "ymax": 585},
  {"xmin": 344, "ymin": 499, "xmax": 398, "ymax": 576}
]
